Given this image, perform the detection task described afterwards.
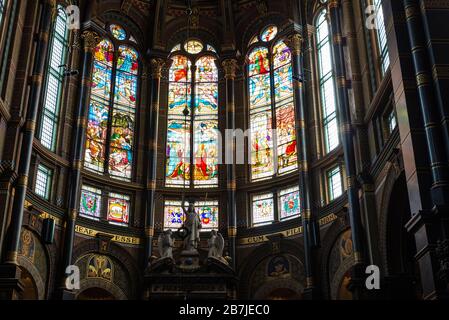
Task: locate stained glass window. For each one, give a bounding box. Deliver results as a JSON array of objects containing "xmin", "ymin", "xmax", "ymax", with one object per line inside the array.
[
  {"xmin": 248, "ymin": 35, "xmax": 298, "ymax": 180},
  {"xmin": 110, "ymin": 24, "xmax": 127, "ymax": 41},
  {"xmin": 327, "ymin": 166, "xmax": 343, "ymax": 201},
  {"xmin": 80, "ymin": 186, "xmax": 102, "ymax": 220},
  {"xmin": 206, "ymin": 45, "xmax": 217, "ymax": 53},
  {"xmin": 388, "ymin": 110, "xmax": 397, "ymax": 134},
  {"xmin": 373, "ymin": 0, "xmax": 390, "ymax": 75},
  {"xmin": 273, "ymin": 41, "xmax": 297, "ymax": 174},
  {"xmin": 316, "ymin": 10, "xmax": 340, "ymax": 153},
  {"xmin": 108, "ymin": 193, "xmax": 130, "ymax": 225},
  {"xmin": 166, "ymin": 55, "xmax": 192, "ymax": 187},
  {"xmin": 39, "ymin": 6, "xmax": 68, "ymax": 151},
  {"xmin": 185, "ymin": 40, "xmax": 203, "ymax": 54},
  {"xmin": 35, "ymin": 165, "xmax": 52, "ymax": 200},
  {"xmin": 252, "ymin": 193, "xmax": 275, "ymax": 226},
  {"xmin": 163, "ymin": 200, "xmax": 219, "ymax": 231},
  {"xmin": 279, "ymin": 186, "xmax": 301, "ymax": 220},
  {"xmin": 166, "ymin": 46, "xmax": 219, "ymax": 188},
  {"xmin": 261, "ymin": 26, "xmax": 278, "ymax": 42},
  {"xmin": 84, "ymin": 28, "xmax": 139, "ymax": 181}
]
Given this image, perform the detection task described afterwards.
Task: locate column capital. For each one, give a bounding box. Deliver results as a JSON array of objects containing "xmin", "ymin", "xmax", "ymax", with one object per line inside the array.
[
  {"xmin": 285, "ymin": 33, "xmax": 303, "ymax": 56},
  {"xmin": 81, "ymin": 30, "xmax": 101, "ymax": 53},
  {"xmin": 150, "ymin": 58, "xmax": 165, "ymax": 79},
  {"xmin": 222, "ymin": 59, "xmax": 239, "ymax": 80},
  {"xmin": 328, "ymin": 0, "xmax": 340, "ymax": 10}
]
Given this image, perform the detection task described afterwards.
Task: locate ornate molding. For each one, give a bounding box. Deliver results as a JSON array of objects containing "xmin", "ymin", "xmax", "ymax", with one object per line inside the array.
[
  {"xmin": 81, "ymin": 31, "xmax": 101, "ymax": 53},
  {"xmin": 150, "ymin": 58, "xmax": 165, "ymax": 79},
  {"xmin": 285, "ymin": 33, "xmax": 303, "ymax": 56},
  {"xmin": 222, "ymin": 59, "xmax": 238, "ymax": 80}
]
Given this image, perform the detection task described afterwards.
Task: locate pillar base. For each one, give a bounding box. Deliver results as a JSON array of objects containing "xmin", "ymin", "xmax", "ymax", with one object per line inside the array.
[
  {"xmin": 0, "ymin": 264, "xmax": 24, "ymax": 300},
  {"xmin": 302, "ymin": 286, "xmax": 320, "ymax": 300}
]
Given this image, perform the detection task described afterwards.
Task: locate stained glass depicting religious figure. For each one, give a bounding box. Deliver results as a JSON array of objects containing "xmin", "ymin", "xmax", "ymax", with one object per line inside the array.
[
  {"xmin": 110, "ymin": 24, "xmax": 127, "ymax": 41},
  {"xmin": 261, "ymin": 25, "xmax": 278, "ymax": 42},
  {"xmin": 109, "ymin": 46, "xmax": 139, "ymax": 180},
  {"xmin": 194, "ymin": 56, "xmax": 219, "ymax": 187},
  {"xmin": 274, "ymin": 41, "xmax": 297, "ymax": 174},
  {"xmin": 248, "ymin": 28, "xmax": 298, "ymax": 181},
  {"xmin": 166, "ymin": 55, "xmax": 192, "ymax": 187},
  {"xmin": 252, "ymin": 193, "xmax": 275, "ymax": 226},
  {"xmin": 80, "ymin": 186, "xmax": 102, "ymax": 220},
  {"xmin": 166, "ymin": 45, "xmax": 219, "ymax": 188},
  {"xmin": 163, "ymin": 200, "xmax": 219, "ymax": 231},
  {"xmin": 278, "ymin": 186, "xmax": 301, "ymax": 220},
  {"xmin": 84, "ymin": 27, "xmax": 139, "ymax": 181},
  {"xmin": 108, "ymin": 193, "xmax": 130, "ymax": 225},
  {"xmin": 185, "ymin": 40, "xmax": 203, "ymax": 54}
]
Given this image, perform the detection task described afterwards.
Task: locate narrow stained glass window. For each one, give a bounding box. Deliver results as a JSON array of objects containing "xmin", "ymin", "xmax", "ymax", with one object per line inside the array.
[
  {"xmin": 35, "ymin": 165, "xmax": 52, "ymax": 200},
  {"xmin": 0, "ymin": 0, "xmax": 6, "ymax": 28},
  {"xmin": 252, "ymin": 193, "xmax": 275, "ymax": 226},
  {"xmin": 84, "ymin": 28, "xmax": 139, "ymax": 181},
  {"xmin": 39, "ymin": 6, "xmax": 68, "ymax": 151},
  {"xmin": 279, "ymin": 186, "xmax": 301, "ymax": 220},
  {"xmin": 316, "ymin": 10, "xmax": 340, "ymax": 153},
  {"xmin": 108, "ymin": 193, "xmax": 130, "ymax": 226},
  {"xmin": 80, "ymin": 186, "xmax": 102, "ymax": 220}
]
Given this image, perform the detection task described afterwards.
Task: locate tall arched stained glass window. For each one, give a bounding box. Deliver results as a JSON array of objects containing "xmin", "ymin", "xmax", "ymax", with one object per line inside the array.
[
  {"xmin": 373, "ymin": 0, "xmax": 389, "ymax": 75},
  {"xmin": 84, "ymin": 25, "xmax": 139, "ymax": 181},
  {"xmin": 165, "ymin": 42, "xmax": 219, "ymax": 188},
  {"xmin": 248, "ymin": 27, "xmax": 298, "ymax": 181},
  {"xmin": 38, "ymin": 6, "xmax": 68, "ymax": 151},
  {"xmin": 316, "ymin": 10, "xmax": 340, "ymax": 154}
]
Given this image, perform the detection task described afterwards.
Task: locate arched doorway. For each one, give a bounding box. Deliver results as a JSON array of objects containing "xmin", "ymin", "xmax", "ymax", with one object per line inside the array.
[
  {"xmin": 77, "ymin": 287, "xmax": 116, "ymax": 300},
  {"xmin": 385, "ymin": 173, "xmax": 422, "ymax": 299}
]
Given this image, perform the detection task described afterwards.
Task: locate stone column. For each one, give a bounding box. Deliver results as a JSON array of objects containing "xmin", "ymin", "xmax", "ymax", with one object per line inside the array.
[
  {"xmin": 286, "ymin": 33, "xmax": 317, "ymax": 298},
  {"xmin": 144, "ymin": 58, "xmax": 165, "ymax": 266},
  {"xmin": 327, "ymin": 0, "xmax": 366, "ymax": 297},
  {"xmin": 222, "ymin": 58, "xmax": 238, "ymax": 269},
  {"xmin": 59, "ymin": 30, "xmax": 100, "ymax": 297}
]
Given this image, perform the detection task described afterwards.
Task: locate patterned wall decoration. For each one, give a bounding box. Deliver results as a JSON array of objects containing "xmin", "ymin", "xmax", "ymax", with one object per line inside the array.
[{"xmin": 328, "ymin": 230, "xmax": 354, "ymax": 300}]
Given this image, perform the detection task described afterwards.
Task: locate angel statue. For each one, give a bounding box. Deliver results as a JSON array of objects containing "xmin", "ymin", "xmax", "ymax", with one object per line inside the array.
[
  {"xmin": 158, "ymin": 230, "xmax": 174, "ymax": 260},
  {"xmin": 182, "ymin": 198, "xmax": 202, "ymax": 252},
  {"xmin": 208, "ymin": 230, "xmax": 225, "ymax": 259}
]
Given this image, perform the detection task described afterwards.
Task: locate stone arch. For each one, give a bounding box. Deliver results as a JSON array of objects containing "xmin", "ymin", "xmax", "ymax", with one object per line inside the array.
[
  {"xmin": 238, "ymin": 238, "xmax": 305, "ymax": 299},
  {"xmin": 75, "ymin": 278, "xmax": 127, "ymax": 300},
  {"xmin": 253, "ymin": 278, "xmax": 303, "ymax": 300},
  {"xmin": 318, "ymin": 213, "xmax": 351, "ymax": 300},
  {"xmin": 17, "ymin": 255, "xmax": 46, "ymax": 300},
  {"xmin": 72, "ymin": 238, "xmax": 141, "ymax": 299}
]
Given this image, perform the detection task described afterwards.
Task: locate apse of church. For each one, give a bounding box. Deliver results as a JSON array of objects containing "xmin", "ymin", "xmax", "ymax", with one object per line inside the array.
[{"xmin": 0, "ymin": 0, "xmax": 448, "ymax": 302}]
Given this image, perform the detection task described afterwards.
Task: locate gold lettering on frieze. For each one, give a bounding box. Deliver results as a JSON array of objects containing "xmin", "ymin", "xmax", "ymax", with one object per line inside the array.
[
  {"xmin": 75, "ymin": 225, "xmax": 142, "ymax": 245},
  {"xmin": 237, "ymin": 214, "xmax": 337, "ymax": 246}
]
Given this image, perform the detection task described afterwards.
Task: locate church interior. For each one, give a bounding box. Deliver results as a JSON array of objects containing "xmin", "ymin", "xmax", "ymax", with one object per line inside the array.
[{"xmin": 0, "ymin": 0, "xmax": 448, "ymax": 301}]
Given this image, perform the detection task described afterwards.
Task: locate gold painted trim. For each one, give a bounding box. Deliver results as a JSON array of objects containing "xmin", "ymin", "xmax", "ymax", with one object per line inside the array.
[{"xmin": 75, "ymin": 225, "xmax": 142, "ymax": 245}]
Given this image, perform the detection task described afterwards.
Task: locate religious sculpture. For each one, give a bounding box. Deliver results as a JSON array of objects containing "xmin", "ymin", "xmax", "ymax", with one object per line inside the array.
[
  {"xmin": 207, "ymin": 230, "xmax": 224, "ymax": 259},
  {"xmin": 181, "ymin": 198, "xmax": 202, "ymax": 252},
  {"xmin": 158, "ymin": 230, "xmax": 174, "ymax": 260}
]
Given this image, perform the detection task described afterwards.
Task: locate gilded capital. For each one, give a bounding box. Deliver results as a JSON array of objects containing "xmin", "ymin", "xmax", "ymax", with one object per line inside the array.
[
  {"xmin": 328, "ymin": 0, "xmax": 340, "ymax": 10},
  {"xmin": 285, "ymin": 33, "xmax": 303, "ymax": 56},
  {"xmin": 82, "ymin": 30, "xmax": 101, "ymax": 53},
  {"xmin": 222, "ymin": 59, "xmax": 239, "ymax": 80},
  {"xmin": 151, "ymin": 58, "xmax": 165, "ymax": 79}
]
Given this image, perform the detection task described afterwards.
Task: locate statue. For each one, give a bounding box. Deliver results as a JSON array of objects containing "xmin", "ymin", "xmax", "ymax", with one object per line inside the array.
[
  {"xmin": 181, "ymin": 198, "xmax": 202, "ymax": 252},
  {"xmin": 158, "ymin": 230, "xmax": 174, "ymax": 260},
  {"xmin": 207, "ymin": 230, "xmax": 225, "ymax": 259}
]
